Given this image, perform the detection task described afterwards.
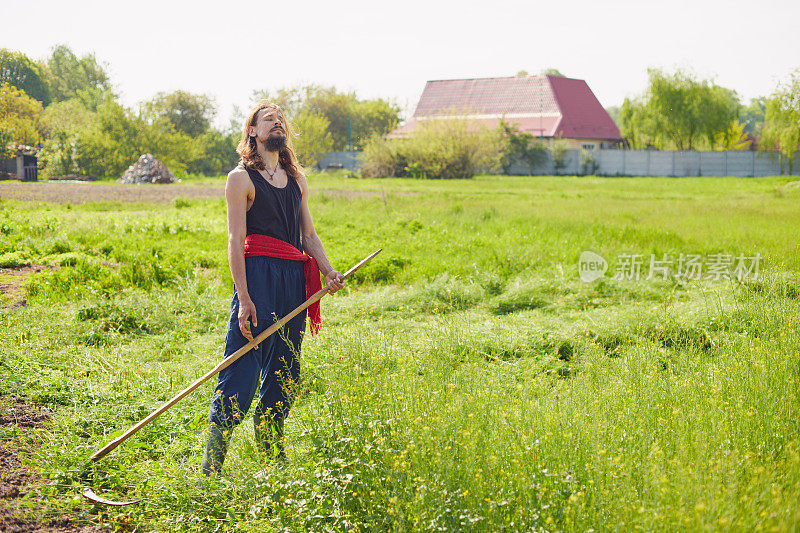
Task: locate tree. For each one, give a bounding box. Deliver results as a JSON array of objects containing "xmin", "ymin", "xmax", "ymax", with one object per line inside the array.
[
  {"xmin": 187, "ymin": 129, "xmax": 239, "ymax": 176},
  {"xmin": 0, "ymin": 126, "xmax": 13, "ymax": 159},
  {"xmin": 348, "ymin": 98, "xmax": 400, "ymax": 150},
  {"xmin": 43, "ymin": 44, "xmax": 112, "ymax": 103},
  {"xmin": 741, "ymin": 97, "xmax": 767, "ymax": 138},
  {"xmin": 714, "ymin": 120, "xmax": 751, "ymax": 151},
  {"xmin": 303, "ymin": 86, "xmax": 358, "ymax": 150},
  {"xmin": 64, "ymin": 99, "xmax": 195, "ymax": 178},
  {"xmin": 541, "ymin": 68, "xmax": 565, "ymax": 77},
  {"xmin": 761, "ymin": 69, "xmax": 800, "ymax": 171},
  {"xmin": 0, "ymin": 49, "xmax": 51, "ymax": 105},
  {"xmin": 291, "ymin": 112, "xmax": 333, "ymax": 169},
  {"xmin": 37, "ymin": 97, "xmax": 97, "ymax": 177},
  {"xmin": 620, "ymin": 68, "xmax": 741, "ymax": 151},
  {"xmin": 144, "ymin": 90, "xmax": 217, "ymax": 137},
  {"xmin": 253, "ymin": 85, "xmax": 314, "ymax": 119},
  {"xmin": 0, "ymin": 82, "xmax": 44, "ymax": 145},
  {"xmin": 605, "ymin": 105, "xmax": 621, "ymax": 128},
  {"xmin": 253, "ymin": 84, "xmax": 401, "ymax": 151}
]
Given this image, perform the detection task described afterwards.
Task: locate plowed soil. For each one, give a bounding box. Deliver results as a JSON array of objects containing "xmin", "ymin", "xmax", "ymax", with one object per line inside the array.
[
  {"xmin": 0, "ymin": 181, "xmax": 391, "ymax": 205},
  {"xmin": 0, "ymin": 397, "xmax": 106, "ymax": 532},
  {"xmin": 0, "ymin": 181, "xmax": 224, "ymax": 204}
]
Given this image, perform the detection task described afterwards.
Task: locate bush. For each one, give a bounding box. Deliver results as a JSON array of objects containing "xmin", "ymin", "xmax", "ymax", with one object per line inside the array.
[
  {"xmin": 550, "ymin": 140, "xmax": 568, "ymax": 174},
  {"xmin": 497, "ymin": 119, "xmax": 548, "ymax": 174},
  {"xmin": 360, "ymin": 118, "xmax": 498, "ymax": 179},
  {"xmin": 580, "ymin": 148, "xmax": 597, "ymax": 175},
  {"xmin": 359, "ymin": 135, "xmax": 407, "ymax": 179}
]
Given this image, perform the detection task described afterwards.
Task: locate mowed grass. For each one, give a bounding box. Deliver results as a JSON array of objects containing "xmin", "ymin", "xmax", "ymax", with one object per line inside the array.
[{"xmin": 1, "ymin": 174, "xmax": 799, "ymax": 532}]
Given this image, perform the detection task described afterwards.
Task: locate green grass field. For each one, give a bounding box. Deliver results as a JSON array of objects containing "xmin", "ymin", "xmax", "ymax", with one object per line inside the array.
[{"xmin": 1, "ymin": 174, "xmax": 799, "ymax": 532}]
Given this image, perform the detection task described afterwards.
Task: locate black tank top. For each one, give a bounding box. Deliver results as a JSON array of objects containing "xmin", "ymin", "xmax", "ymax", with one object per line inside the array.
[{"xmin": 244, "ymin": 165, "xmax": 302, "ymax": 250}]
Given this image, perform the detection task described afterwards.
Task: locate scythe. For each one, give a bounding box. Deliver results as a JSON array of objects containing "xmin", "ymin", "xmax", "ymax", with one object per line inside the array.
[{"xmin": 82, "ymin": 249, "xmax": 382, "ymax": 506}]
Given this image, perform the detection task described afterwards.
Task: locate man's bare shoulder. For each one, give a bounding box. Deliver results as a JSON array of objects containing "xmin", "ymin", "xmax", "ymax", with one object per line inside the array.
[
  {"xmin": 226, "ymin": 166, "xmax": 252, "ymax": 192},
  {"xmin": 295, "ymin": 173, "xmax": 309, "ymax": 196}
]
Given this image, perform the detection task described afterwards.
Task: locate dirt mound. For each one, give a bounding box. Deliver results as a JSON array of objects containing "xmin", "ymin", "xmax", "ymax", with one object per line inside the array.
[
  {"xmin": 118, "ymin": 154, "xmax": 177, "ymax": 184},
  {"xmin": 0, "ymin": 397, "xmax": 106, "ymax": 532}
]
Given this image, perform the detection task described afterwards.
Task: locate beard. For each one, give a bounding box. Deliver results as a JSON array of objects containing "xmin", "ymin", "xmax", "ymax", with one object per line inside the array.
[{"xmin": 264, "ymin": 132, "xmax": 287, "ymax": 152}]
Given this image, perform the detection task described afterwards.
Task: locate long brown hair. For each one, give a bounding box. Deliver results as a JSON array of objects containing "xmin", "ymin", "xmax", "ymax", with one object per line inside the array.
[{"xmin": 236, "ymin": 101, "xmax": 305, "ymax": 180}]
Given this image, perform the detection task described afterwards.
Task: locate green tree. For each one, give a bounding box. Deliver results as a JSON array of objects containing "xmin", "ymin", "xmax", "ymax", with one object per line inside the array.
[
  {"xmin": 742, "ymin": 97, "xmax": 767, "ymax": 138},
  {"xmin": 144, "ymin": 90, "xmax": 217, "ymax": 137},
  {"xmin": 291, "ymin": 111, "xmax": 334, "ymax": 169},
  {"xmin": 761, "ymin": 69, "xmax": 800, "ymax": 171},
  {"xmin": 37, "ymin": 97, "xmax": 97, "ymax": 177},
  {"xmin": 303, "ymin": 86, "xmax": 357, "ymax": 150},
  {"xmin": 619, "ymin": 97, "xmax": 658, "ymax": 148},
  {"xmin": 620, "ymin": 68, "xmax": 741, "ymax": 150},
  {"xmin": 0, "ymin": 49, "xmax": 51, "ymax": 105},
  {"xmin": 254, "ymin": 85, "xmax": 315, "ymax": 119},
  {"xmin": 714, "ymin": 120, "xmax": 752, "ymax": 151},
  {"xmin": 0, "ymin": 82, "xmax": 44, "ymax": 145},
  {"xmin": 348, "ymin": 99, "xmax": 400, "ymax": 150},
  {"xmin": 43, "ymin": 44, "xmax": 111, "ymax": 103},
  {"xmin": 253, "ymin": 84, "xmax": 401, "ymax": 151},
  {"xmin": 605, "ymin": 105, "xmax": 621, "ymax": 128},
  {"xmin": 0, "ymin": 125, "xmax": 13, "ymax": 159},
  {"xmin": 66, "ymin": 99, "xmax": 194, "ymax": 178},
  {"xmin": 700, "ymin": 85, "xmax": 741, "ymax": 149},
  {"xmin": 541, "ymin": 68, "xmax": 565, "ymax": 77},
  {"xmin": 187, "ymin": 129, "xmax": 239, "ymax": 176}
]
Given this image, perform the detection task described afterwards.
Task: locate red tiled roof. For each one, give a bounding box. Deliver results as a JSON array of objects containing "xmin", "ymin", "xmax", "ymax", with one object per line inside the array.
[
  {"xmin": 392, "ymin": 74, "xmax": 621, "ymax": 141},
  {"xmin": 389, "ymin": 116, "xmax": 561, "ymax": 138},
  {"xmin": 548, "ymin": 76, "xmax": 621, "ymax": 140},
  {"xmin": 412, "ymin": 75, "xmax": 560, "ymax": 116}
]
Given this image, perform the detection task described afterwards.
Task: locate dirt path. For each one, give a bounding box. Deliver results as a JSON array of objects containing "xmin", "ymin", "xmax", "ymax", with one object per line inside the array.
[
  {"xmin": 0, "ymin": 181, "xmax": 224, "ymax": 204},
  {"xmin": 0, "ymin": 397, "xmax": 106, "ymax": 532},
  {"xmin": 0, "ymin": 181, "xmax": 393, "ymax": 205}
]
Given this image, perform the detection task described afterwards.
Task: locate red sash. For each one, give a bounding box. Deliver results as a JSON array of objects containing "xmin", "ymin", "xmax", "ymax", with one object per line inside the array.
[{"xmin": 243, "ymin": 234, "xmax": 323, "ymax": 334}]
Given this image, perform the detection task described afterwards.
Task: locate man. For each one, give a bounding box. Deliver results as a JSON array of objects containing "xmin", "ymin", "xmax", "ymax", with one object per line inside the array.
[{"xmin": 202, "ymin": 101, "xmax": 344, "ymax": 475}]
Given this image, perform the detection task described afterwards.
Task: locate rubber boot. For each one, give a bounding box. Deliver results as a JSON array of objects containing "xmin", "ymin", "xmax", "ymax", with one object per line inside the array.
[
  {"xmin": 201, "ymin": 423, "xmax": 230, "ymax": 476},
  {"xmin": 254, "ymin": 413, "xmax": 286, "ymax": 464}
]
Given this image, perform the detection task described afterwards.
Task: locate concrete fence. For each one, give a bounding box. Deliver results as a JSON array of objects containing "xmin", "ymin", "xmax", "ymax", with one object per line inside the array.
[
  {"xmin": 317, "ymin": 149, "xmax": 799, "ymax": 177},
  {"xmin": 317, "ymin": 151, "xmax": 362, "ymax": 172},
  {"xmin": 507, "ymin": 149, "xmax": 799, "ymax": 177}
]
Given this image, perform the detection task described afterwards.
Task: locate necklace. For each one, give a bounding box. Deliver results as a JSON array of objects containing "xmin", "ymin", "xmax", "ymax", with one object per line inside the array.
[{"xmin": 264, "ymin": 160, "xmax": 279, "ymax": 179}]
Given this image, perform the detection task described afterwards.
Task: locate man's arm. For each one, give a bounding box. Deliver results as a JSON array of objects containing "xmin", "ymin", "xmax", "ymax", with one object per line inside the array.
[
  {"xmin": 297, "ymin": 175, "xmax": 344, "ymax": 293},
  {"xmin": 226, "ymin": 168, "xmax": 257, "ymax": 341}
]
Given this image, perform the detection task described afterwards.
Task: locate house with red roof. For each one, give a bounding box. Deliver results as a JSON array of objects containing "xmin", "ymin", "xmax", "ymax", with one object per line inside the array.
[{"xmin": 390, "ymin": 74, "xmax": 623, "ymax": 150}]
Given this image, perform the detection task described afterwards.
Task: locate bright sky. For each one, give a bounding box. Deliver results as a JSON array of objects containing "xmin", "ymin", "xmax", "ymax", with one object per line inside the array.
[{"xmin": 4, "ymin": 0, "xmax": 798, "ymax": 127}]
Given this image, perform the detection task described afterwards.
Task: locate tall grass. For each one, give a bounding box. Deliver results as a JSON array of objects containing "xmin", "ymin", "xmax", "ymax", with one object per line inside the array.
[{"xmin": 0, "ymin": 175, "xmax": 798, "ymax": 531}]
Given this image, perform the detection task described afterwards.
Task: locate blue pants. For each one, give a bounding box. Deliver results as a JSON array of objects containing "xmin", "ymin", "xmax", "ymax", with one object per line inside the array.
[{"xmin": 208, "ymin": 256, "xmax": 306, "ymax": 430}]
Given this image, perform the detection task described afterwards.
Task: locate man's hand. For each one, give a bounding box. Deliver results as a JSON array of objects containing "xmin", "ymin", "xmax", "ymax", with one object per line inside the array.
[
  {"xmin": 238, "ymin": 296, "xmax": 258, "ymax": 341},
  {"xmin": 324, "ymin": 270, "xmax": 345, "ymax": 294}
]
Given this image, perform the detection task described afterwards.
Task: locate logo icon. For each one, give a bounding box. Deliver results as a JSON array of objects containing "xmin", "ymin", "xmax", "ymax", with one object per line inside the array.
[{"xmin": 579, "ymin": 251, "xmax": 607, "ymax": 282}]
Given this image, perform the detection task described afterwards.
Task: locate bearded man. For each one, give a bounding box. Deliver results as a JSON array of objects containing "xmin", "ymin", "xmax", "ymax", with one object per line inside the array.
[{"xmin": 201, "ymin": 101, "xmax": 344, "ymax": 475}]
